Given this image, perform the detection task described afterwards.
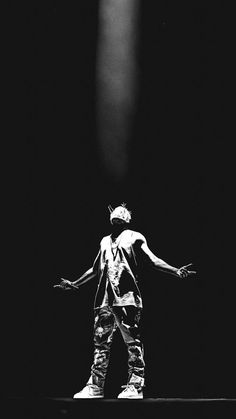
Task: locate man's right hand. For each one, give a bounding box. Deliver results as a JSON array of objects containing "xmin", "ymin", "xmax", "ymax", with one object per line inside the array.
[{"xmin": 53, "ymin": 278, "xmax": 77, "ymax": 290}]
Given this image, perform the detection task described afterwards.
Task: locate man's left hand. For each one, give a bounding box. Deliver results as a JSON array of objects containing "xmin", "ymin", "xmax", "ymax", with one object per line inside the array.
[{"xmin": 176, "ymin": 263, "xmax": 197, "ymax": 279}]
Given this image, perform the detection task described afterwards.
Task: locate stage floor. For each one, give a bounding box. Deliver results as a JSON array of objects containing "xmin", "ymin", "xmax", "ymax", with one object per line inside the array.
[{"xmin": 3, "ymin": 396, "xmax": 236, "ymax": 419}]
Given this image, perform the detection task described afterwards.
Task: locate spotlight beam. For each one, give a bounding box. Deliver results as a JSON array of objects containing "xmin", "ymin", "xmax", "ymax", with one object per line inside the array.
[{"xmin": 96, "ymin": 0, "xmax": 140, "ymax": 181}]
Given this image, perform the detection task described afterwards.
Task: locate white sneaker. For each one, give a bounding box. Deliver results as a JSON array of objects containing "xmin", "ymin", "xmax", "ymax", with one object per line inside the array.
[
  {"xmin": 73, "ymin": 384, "xmax": 104, "ymax": 399},
  {"xmin": 117, "ymin": 384, "xmax": 143, "ymax": 399}
]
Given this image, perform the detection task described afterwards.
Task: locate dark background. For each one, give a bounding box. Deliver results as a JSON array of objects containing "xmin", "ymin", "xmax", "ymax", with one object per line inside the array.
[{"xmin": 5, "ymin": 0, "xmax": 231, "ymax": 400}]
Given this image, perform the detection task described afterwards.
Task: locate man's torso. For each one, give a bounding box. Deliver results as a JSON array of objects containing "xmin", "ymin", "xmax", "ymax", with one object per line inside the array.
[{"xmin": 94, "ymin": 229, "xmax": 144, "ymax": 309}]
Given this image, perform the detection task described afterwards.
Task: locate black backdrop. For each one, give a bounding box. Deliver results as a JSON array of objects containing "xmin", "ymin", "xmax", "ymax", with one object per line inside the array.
[{"xmin": 5, "ymin": 0, "xmax": 231, "ymax": 399}]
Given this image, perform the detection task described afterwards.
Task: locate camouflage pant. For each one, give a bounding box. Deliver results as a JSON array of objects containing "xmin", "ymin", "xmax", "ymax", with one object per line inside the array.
[{"xmin": 89, "ymin": 306, "xmax": 145, "ymax": 389}]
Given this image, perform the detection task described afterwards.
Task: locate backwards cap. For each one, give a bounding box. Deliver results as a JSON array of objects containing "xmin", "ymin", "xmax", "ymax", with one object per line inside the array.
[{"xmin": 108, "ymin": 203, "xmax": 132, "ymax": 224}]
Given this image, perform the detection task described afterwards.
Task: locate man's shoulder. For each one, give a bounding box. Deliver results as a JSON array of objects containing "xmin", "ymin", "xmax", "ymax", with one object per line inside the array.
[
  {"xmin": 99, "ymin": 230, "xmax": 146, "ymax": 244},
  {"xmin": 124, "ymin": 229, "xmax": 146, "ymax": 242},
  {"xmin": 100, "ymin": 235, "xmax": 110, "ymax": 246}
]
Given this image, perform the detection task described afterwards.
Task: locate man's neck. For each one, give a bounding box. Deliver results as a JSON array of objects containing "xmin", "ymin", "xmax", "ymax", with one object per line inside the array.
[{"xmin": 111, "ymin": 226, "xmax": 126, "ymax": 240}]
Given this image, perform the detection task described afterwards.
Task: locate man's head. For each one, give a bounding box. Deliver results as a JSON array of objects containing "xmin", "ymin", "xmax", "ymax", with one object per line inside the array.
[{"xmin": 109, "ymin": 203, "xmax": 132, "ymax": 225}]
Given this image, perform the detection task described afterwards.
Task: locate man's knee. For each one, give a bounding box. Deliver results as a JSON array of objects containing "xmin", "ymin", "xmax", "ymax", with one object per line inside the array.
[{"xmin": 94, "ymin": 308, "xmax": 114, "ymax": 327}]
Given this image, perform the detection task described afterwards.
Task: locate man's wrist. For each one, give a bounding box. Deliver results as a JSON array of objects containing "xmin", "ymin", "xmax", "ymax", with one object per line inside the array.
[{"xmin": 167, "ymin": 266, "xmax": 179, "ymax": 276}]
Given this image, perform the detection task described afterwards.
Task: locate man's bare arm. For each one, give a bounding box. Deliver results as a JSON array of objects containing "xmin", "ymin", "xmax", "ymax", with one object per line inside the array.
[
  {"xmin": 54, "ymin": 248, "xmax": 101, "ymax": 290},
  {"xmin": 54, "ymin": 268, "xmax": 97, "ymax": 290},
  {"xmin": 73, "ymin": 267, "xmax": 97, "ymax": 287},
  {"xmin": 136, "ymin": 233, "xmax": 196, "ymax": 278}
]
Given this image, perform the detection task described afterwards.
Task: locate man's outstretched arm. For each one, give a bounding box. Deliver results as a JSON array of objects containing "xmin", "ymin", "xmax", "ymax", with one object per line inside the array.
[
  {"xmin": 136, "ymin": 234, "xmax": 196, "ymax": 278},
  {"xmin": 54, "ymin": 250, "xmax": 101, "ymax": 290},
  {"xmin": 54, "ymin": 267, "xmax": 97, "ymax": 290}
]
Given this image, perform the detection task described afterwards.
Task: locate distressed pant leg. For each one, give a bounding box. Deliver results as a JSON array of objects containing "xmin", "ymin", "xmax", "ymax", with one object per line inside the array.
[
  {"xmin": 89, "ymin": 307, "xmax": 116, "ymax": 388},
  {"xmin": 113, "ymin": 307, "xmax": 145, "ymax": 388}
]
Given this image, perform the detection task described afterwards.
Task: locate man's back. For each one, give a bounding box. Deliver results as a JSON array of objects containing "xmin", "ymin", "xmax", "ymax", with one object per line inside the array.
[
  {"xmin": 94, "ymin": 229, "xmax": 144, "ymax": 309},
  {"xmin": 101, "ymin": 229, "xmax": 145, "ymax": 255}
]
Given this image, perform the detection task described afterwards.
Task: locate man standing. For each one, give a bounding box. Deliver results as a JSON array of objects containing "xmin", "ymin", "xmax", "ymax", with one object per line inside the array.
[{"xmin": 54, "ymin": 203, "xmax": 196, "ymax": 399}]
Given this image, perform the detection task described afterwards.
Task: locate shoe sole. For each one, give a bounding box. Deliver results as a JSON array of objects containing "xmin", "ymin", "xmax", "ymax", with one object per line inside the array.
[
  {"xmin": 73, "ymin": 395, "xmax": 104, "ymax": 399},
  {"xmin": 117, "ymin": 395, "xmax": 143, "ymax": 399}
]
